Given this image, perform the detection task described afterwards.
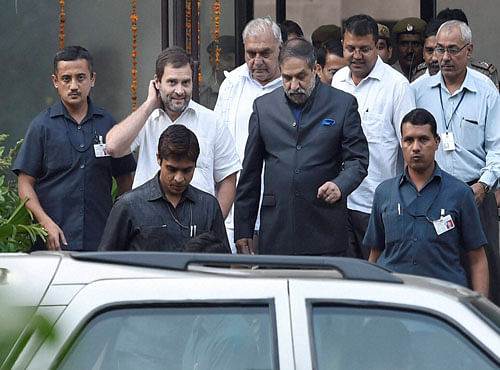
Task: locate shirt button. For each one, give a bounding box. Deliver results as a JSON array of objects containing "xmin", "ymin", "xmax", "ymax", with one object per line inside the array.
[
  {"xmin": 77, "ymin": 125, "xmax": 82, "ymax": 130},
  {"xmin": 413, "ymin": 260, "xmax": 417, "ymax": 265},
  {"xmin": 80, "ymin": 144, "xmax": 84, "ymax": 148},
  {"xmin": 295, "ymin": 191, "xmax": 300, "ymax": 196},
  {"xmin": 292, "ymin": 122, "xmax": 297, "ymax": 127},
  {"xmin": 295, "ymin": 169, "xmax": 300, "ymax": 174},
  {"xmin": 80, "ymin": 164, "xmax": 85, "ymax": 169},
  {"xmin": 296, "ymin": 145, "xmax": 302, "ymax": 150}
]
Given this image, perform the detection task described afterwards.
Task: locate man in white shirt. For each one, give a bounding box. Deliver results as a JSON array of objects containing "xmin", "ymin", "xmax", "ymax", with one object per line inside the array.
[
  {"xmin": 214, "ymin": 17, "xmax": 283, "ymax": 251},
  {"xmin": 106, "ymin": 46, "xmax": 241, "ymax": 219},
  {"xmin": 332, "ymin": 14, "xmax": 415, "ymax": 259}
]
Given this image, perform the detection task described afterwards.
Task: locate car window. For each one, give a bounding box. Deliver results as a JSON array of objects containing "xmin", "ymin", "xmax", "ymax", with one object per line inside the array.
[
  {"xmin": 56, "ymin": 304, "xmax": 277, "ymax": 370},
  {"xmin": 468, "ymin": 296, "xmax": 500, "ymax": 332},
  {"xmin": 311, "ymin": 305, "xmax": 498, "ymax": 370}
]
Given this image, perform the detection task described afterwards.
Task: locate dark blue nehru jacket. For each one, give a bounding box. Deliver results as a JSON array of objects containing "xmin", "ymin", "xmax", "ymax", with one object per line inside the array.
[{"xmin": 12, "ymin": 98, "xmax": 136, "ymax": 251}]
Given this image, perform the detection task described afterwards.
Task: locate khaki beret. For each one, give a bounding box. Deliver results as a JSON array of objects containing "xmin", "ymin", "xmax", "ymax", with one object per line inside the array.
[
  {"xmin": 311, "ymin": 24, "xmax": 341, "ymax": 45},
  {"xmin": 377, "ymin": 23, "xmax": 390, "ymax": 39},
  {"xmin": 392, "ymin": 17, "xmax": 427, "ymax": 35},
  {"xmin": 206, "ymin": 35, "xmax": 236, "ymax": 54}
]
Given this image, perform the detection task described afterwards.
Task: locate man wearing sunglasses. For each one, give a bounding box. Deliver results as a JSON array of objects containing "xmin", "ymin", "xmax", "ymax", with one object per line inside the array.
[{"xmin": 413, "ymin": 20, "xmax": 500, "ymax": 305}]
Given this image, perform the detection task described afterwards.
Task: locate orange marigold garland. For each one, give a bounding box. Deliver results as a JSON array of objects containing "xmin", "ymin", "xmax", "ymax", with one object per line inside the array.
[
  {"xmin": 197, "ymin": 1, "xmax": 202, "ymax": 86},
  {"xmin": 59, "ymin": 0, "xmax": 66, "ymax": 49},
  {"xmin": 214, "ymin": 0, "xmax": 221, "ymax": 70},
  {"xmin": 131, "ymin": 0, "xmax": 138, "ymax": 111},
  {"xmin": 186, "ymin": 0, "xmax": 192, "ymax": 54}
]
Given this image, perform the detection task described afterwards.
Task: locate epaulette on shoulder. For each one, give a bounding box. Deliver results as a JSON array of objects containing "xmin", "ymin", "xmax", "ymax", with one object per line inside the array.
[
  {"xmin": 414, "ymin": 62, "xmax": 427, "ymax": 73},
  {"xmin": 471, "ymin": 60, "xmax": 497, "ymax": 73}
]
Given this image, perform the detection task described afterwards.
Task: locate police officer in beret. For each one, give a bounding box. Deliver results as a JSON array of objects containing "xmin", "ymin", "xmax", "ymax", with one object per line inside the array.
[
  {"xmin": 311, "ymin": 24, "xmax": 341, "ymax": 49},
  {"xmin": 200, "ymin": 35, "xmax": 236, "ymax": 109},
  {"xmin": 392, "ymin": 17, "xmax": 427, "ymax": 81},
  {"xmin": 376, "ymin": 23, "xmax": 392, "ymax": 63},
  {"xmin": 412, "ymin": 18, "xmax": 445, "ymax": 82}
]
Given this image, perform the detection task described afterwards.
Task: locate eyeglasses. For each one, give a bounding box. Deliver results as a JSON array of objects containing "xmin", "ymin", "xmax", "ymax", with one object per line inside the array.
[
  {"xmin": 435, "ymin": 43, "xmax": 469, "ymax": 56},
  {"xmin": 344, "ymin": 46, "xmax": 373, "ymax": 55}
]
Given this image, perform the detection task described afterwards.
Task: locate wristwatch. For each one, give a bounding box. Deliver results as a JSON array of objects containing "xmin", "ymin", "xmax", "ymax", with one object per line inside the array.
[{"xmin": 478, "ymin": 181, "xmax": 491, "ymax": 194}]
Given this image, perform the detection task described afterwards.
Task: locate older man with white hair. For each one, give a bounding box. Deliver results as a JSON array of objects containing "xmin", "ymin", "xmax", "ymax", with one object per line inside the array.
[
  {"xmin": 413, "ymin": 20, "xmax": 500, "ymax": 304},
  {"xmin": 214, "ymin": 17, "xmax": 283, "ymax": 252}
]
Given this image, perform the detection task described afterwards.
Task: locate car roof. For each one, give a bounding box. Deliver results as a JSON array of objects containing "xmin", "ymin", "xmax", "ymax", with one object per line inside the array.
[{"xmin": 1, "ymin": 251, "xmax": 480, "ymax": 302}]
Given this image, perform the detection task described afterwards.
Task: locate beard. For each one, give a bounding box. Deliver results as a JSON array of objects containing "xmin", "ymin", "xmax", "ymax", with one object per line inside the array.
[
  {"xmin": 160, "ymin": 91, "xmax": 191, "ymax": 113},
  {"xmin": 285, "ymin": 76, "xmax": 316, "ymax": 106}
]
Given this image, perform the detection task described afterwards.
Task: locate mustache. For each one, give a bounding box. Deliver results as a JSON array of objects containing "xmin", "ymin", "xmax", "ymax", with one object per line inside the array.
[
  {"xmin": 440, "ymin": 61, "xmax": 454, "ymax": 68},
  {"xmin": 429, "ymin": 61, "xmax": 440, "ymax": 69},
  {"xmin": 289, "ymin": 88, "xmax": 307, "ymax": 95}
]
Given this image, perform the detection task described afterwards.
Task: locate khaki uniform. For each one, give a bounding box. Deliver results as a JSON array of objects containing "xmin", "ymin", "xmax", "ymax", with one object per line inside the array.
[{"xmin": 410, "ymin": 58, "xmax": 499, "ymax": 90}]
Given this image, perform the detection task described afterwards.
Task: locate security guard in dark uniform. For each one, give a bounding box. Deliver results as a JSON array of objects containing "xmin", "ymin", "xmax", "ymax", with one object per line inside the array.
[{"xmin": 392, "ymin": 17, "xmax": 427, "ymax": 81}]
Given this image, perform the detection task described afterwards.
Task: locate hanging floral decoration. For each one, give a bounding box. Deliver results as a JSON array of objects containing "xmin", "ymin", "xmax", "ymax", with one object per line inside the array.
[
  {"xmin": 59, "ymin": 0, "xmax": 66, "ymax": 49},
  {"xmin": 186, "ymin": 0, "xmax": 192, "ymax": 54},
  {"xmin": 131, "ymin": 0, "xmax": 138, "ymax": 111},
  {"xmin": 213, "ymin": 0, "xmax": 221, "ymax": 70},
  {"xmin": 197, "ymin": 1, "xmax": 202, "ymax": 86}
]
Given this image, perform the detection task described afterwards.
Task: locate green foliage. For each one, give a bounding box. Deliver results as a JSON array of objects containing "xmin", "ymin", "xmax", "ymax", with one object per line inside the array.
[{"xmin": 0, "ymin": 135, "xmax": 47, "ymax": 252}]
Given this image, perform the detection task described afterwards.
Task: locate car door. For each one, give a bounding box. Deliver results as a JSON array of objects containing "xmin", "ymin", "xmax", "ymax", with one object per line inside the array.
[
  {"xmin": 289, "ymin": 279, "xmax": 500, "ymax": 370},
  {"xmin": 21, "ymin": 276, "xmax": 294, "ymax": 369}
]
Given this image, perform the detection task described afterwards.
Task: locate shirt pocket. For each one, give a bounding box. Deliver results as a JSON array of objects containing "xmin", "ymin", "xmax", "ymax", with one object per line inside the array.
[
  {"xmin": 138, "ymin": 225, "xmax": 172, "ymax": 250},
  {"xmin": 46, "ymin": 140, "xmax": 73, "ymax": 171},
  {"xmin": 382, "ymin": 207, "xmax": 403, "ymax": 246},
  {"xmin": 460, "ymin": 117, "xmax": 480, "ymax": 151},
  {"xmin": 362, "ymin": 111, "xmax": 385, "ymax": 142}
]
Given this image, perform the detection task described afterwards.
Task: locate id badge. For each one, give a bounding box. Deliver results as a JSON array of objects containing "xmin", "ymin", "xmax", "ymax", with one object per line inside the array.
[
  {"xmin": 94, "ymin": 143, "xmax": 110, "ymax": 157},
  {"xmin": 433, "ymin": 214, "xmax": 455, "ymax": 235},
  {"xmin": 442, "ymin": 132, "xmax": 456, "ymax": 151}
]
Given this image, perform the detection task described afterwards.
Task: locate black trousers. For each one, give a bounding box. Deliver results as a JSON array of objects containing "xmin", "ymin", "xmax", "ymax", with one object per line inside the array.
[
  {"xmin": 477, "ymin": 192, "xmax": 500, "ymax": 305},
  {"xmin": 346, "ymin": 209, "xmax": 371, "ymax": 260}
]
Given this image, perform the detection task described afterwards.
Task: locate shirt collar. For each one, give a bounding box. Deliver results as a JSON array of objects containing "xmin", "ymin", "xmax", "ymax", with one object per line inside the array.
[
  {"xmin": 241, "ymin": 63, "xmax": 282, "ymax": 88},
  {"xmin": 50, "ymin": 97, "xmax": 103, "ymax": 120},
  {"xmin": 429, "ymin": 68, "xmax": 477, "ymax": 95},
  {"xmin": 400, "ymin": 162, "xmax": 443, "ymax": 188},
  {"xmin": 343, "ymin": 56, "xmax": 384, "ymax": 85},
  {"xmin": 147, "ymin": 172, "xmax": 197, "ymax": 203},
  {"xmin": 151, "ymin": 99, "xmax": 198, "ymax": 122}
]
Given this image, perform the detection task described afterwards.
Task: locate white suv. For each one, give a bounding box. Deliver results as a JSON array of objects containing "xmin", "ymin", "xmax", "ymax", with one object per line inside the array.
[{"xmin": 2, "ymin": 251, "xmax": 500, "ymax": 369}]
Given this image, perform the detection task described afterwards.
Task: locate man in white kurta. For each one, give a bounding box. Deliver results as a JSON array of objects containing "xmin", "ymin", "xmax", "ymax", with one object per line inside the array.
[{"xmin": 214, "ymin": 17, "xmax": 283, "ymax": 251}]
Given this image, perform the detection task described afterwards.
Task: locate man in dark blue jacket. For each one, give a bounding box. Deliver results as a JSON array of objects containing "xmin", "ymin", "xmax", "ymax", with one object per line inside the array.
[{"xmin": 234, "ymin": 37, "xmax": 369, "ymax": 255}]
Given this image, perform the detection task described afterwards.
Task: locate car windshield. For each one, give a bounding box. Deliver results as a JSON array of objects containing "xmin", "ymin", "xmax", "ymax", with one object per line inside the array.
[
  {"xmin": 310, "ymin": 304, "xmax": 499, "ymax": 370},
  {"xmin": 56, "ymin": 304, "xmax": 277, "ymax": 370}
]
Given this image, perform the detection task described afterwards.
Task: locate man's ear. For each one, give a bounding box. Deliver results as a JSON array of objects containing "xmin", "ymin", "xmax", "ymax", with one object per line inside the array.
[
  {"xmin": 154, "ymin": 74, "xmax": 160, "ymax": 90},
  {"xmin": 90, "ymin": 72, "xmax": 96, "ymax": 87},
  {"xmin": 52, "ymin": 74, "xmax": 58, "ymax": 89},
  {"xmin": 156, "ymin": 153, "xmax": 161, "ymax": 166},
  {"xmin": 314, "ymin": 62, "xmax": 322, "ymax": 75},
  {"xmin": 466, "ymin": 43, "xmax": 473, "ymax": 59}
]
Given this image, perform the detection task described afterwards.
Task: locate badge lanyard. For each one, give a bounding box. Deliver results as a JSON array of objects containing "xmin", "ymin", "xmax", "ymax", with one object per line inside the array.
[
  {"xmin": 439, "ymin": 88, "xmax": 466, "ymax": 134},
  {"xmin": 64, "ymin": 116, "xmax": 96, "ymax": 151},
  {"xmin": 396, "ymin": 177, "xmax": 442, "ymax": 220}
]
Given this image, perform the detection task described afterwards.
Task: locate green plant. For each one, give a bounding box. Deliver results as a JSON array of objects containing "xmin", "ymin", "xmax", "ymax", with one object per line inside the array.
[{"xmin": 0, "ymin": 135, "xmax": 47, "ymax": 252}]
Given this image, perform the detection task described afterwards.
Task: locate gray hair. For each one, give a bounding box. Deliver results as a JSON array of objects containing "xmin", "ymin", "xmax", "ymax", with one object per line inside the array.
[
  {"xmin": 242, "ymin": 17, "xmax": 282, "ymax": 44},
  {"xmin": 437, "ymin": 20, "xmax": 472, "ymax": 44}
]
